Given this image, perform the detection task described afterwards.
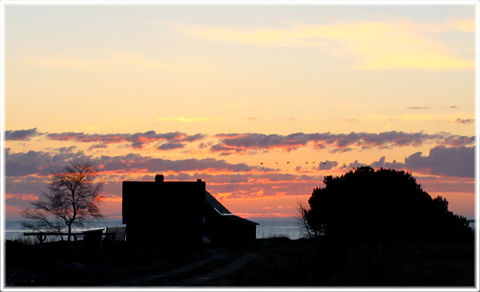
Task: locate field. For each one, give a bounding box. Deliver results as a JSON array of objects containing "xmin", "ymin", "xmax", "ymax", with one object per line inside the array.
[{"xmin": 5, "ymin": 237, "xmax": 475, "ymax": 287}]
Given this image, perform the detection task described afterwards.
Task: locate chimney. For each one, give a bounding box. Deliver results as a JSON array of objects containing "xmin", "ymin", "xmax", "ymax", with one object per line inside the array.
[
  {"xmin": 155, "ymin": 174, "xmax": 164, "ymax": 183},
  {"xmin": 197, "ymin": 179, "xmax": 202, "ymax": 183}
]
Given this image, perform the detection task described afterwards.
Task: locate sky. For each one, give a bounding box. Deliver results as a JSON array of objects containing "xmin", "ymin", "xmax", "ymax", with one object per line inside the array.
[{"xmin": 3, "ymin": 2, "xmax": 477, "ymax": 221}]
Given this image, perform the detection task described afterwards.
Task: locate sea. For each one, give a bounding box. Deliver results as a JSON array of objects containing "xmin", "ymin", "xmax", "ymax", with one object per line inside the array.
[
  {"xmin": 3, "ymin": 217, "xmax": 307, "ymax": 242},
  {"xmin": 4, "ymin": 218, "xmax": 476, "ymax": 243}
]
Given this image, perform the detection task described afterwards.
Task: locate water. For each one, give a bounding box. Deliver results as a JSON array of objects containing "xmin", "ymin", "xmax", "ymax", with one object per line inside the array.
[
  {"xmin": 3, "ymin": 219, "xmax": 125, "ymax": 242},
  {"xmin": 5, "ymin": 218, "xmax": 473, "ymax": 242},
  {"xmin": 253, "ymin": 217, "xmax": 306, "ymax": 240},
  {"xmin": 3, "ymin": 217, "xmax": 306, "ymax": 242}
]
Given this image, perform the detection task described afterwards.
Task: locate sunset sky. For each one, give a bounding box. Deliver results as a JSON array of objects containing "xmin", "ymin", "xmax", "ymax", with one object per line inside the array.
[{"xmin": 3, "ymin": 2, "xmax": 477, "ymax": 220}]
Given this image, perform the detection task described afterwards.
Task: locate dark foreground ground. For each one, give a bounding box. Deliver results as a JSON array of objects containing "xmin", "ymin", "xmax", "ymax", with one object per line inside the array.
[{"xmin": 5, "ymin": 237, "xmax": 475, "ymax": 287}]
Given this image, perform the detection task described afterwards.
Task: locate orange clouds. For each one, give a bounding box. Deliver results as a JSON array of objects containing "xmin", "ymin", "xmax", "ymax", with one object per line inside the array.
[
  {"xmin": 5, "ymin": 128, "xmax": 476, "ymax": 219},
  {"xmin": 99, "ymin": 196, "xmax": 122, "ymax": 202}
]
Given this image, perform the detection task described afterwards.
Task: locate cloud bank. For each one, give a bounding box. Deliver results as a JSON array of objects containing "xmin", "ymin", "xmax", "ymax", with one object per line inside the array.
[
  {"xmin": 5, "ymin": 148, "xmax": 270, "ymax": 178},
  {"xmin": 6, "ymin": 129, "xmax": 473, "ymax": 154},
  {"xmin": 212, "ymin": 131, "xmax": 474, "ymax": 154},
  {"xmin": 45, "ymin": 131, "xmax": 206, "ymax": 149},
  {"xmin": 5, "ymin": 128, "xmax": 39, "ymax": 141},
  {"xmin": 370, "ymin": 146, "xmax": 474, "ymax": 178},
  {"xmin": 5, "ymin": 128, "xmax": 474, "ymax": 218}
]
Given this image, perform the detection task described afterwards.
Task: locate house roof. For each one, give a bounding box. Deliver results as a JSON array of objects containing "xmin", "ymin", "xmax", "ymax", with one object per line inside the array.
[
  {"xmin": 205, "ymin": 191, "xmax": 258, "ymax": 225},
  {"xmin": 224, "ymin": 215, "xmax": 259, "ymax": 226},
  {"xmin": 205, "ymin": 191, "xmax": 232, "ymax": 215}
]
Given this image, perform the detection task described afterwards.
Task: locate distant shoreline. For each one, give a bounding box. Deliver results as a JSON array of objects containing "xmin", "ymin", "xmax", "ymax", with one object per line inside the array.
[{"xmin": 4, "ymin": 217, "xmax": 306, "ymax": 241}]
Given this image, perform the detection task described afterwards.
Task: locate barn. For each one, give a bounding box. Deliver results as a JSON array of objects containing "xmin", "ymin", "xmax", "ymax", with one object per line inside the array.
[{"xmin": 122, "ymin": 175, "xmax": 258, "ymax": 244}]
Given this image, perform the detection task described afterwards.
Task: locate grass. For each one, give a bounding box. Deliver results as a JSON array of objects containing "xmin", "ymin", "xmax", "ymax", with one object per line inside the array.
[
  {"xmin": 6, "ymin": 239, "xmax": 210, "ymax": 286},
  {"xmin": 202, "ymin": 238, "xmax": 347, "ymax": 286},
  {"xmin": 5, "ymin": 237, "xmax": 475, "ymax": 287},
  {"xmin": 142, "ymin": 254, "xmax": 240, "ymax": 286},
  {"xmin": 202, "ymin": 239, "xmax": 475, "ymax": 287},
  {"xmin": 326, "ymin": 242, "xmax": 475, "ymax": 286},
  {"xmin": 11, "ymin": 235, "xmax": 38, "ymax": 246}
]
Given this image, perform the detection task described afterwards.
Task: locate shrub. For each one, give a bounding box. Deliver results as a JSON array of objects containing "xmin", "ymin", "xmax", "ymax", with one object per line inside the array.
[{"xmin": 303, "ymin": 167, "xmax": 473, "ymax": 243}]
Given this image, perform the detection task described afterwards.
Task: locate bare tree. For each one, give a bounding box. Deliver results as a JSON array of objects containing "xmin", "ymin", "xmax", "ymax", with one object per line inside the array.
[
  {"xmin": 296, "ymin": 201, "xmax": 320, "ymax": 239},
  {"xmin": 22, "ymin": 160, "xmax": 104, "ymax": 241}
]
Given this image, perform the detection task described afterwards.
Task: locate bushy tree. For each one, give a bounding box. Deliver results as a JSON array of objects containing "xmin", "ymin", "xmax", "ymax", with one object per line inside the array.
[
  {"xmin": 303, "ymin": 166, "xmax": 472, "ymax": 243},
  {"xmin": 22, "ymin": 160, "xmax": 104, "ymax": 241}
]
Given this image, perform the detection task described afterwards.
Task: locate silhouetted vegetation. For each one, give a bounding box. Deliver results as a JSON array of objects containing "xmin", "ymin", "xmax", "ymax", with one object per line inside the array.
[
  {"xmin": 7, "ymin": 238, "xmax": 473, "ymax": 286},
  {"xmin": 21, "ymin": 160, "xmax": 104, "ymax": 241},
  {"xmin": 5, "ymin": 239, "xmax": 203, "ymax": 286},
  {"xmin": 302, "ymin": 166, "xmax": 473, "ymax": 243}
]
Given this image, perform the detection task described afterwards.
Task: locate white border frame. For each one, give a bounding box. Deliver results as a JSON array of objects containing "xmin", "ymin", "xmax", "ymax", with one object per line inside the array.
[{"xmin": 0, "ymin": 0, "xmax": 478, "ymax": 291}]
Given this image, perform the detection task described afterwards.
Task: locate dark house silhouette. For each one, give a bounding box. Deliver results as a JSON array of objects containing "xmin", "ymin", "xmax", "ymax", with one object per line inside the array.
[{"xmin": 122, "ymin": 175, "xmax": 258, "ymax": 244}]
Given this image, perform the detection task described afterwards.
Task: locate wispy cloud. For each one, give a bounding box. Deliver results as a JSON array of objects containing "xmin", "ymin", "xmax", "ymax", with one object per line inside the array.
[
  {"xmin": 418, "ymin": 19, "xmax": 475, "ymax": 33},
  {"xmin": 406, "ymin": 106, "xmax": 429, "ymax": 110},
  {"xmin": 454, "ymin": 118, "xmax": 475, "ymax": 124},
  {"xmin": 366, "ymin": 112, "xmax": 475, "ymax": 125},
  {"xmin": 173, "ymin": 18, "xmax": 473, "ymax": 71}
]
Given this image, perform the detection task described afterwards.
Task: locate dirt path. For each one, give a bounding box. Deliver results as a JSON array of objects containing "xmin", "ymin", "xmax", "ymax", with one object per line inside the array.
[
  {"xmin": 162, "ymin": 253, "xmax": 261, "ymax": 286},
  {"xmin": 105, "ymin": 252, "xmax": 261, "ymax": 286}
]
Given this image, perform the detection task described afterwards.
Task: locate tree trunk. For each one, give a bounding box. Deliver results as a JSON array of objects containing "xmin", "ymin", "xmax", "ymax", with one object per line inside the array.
[{"xmin": 67, "ymin": 223, "xmax": 72, "ymax": 242}]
